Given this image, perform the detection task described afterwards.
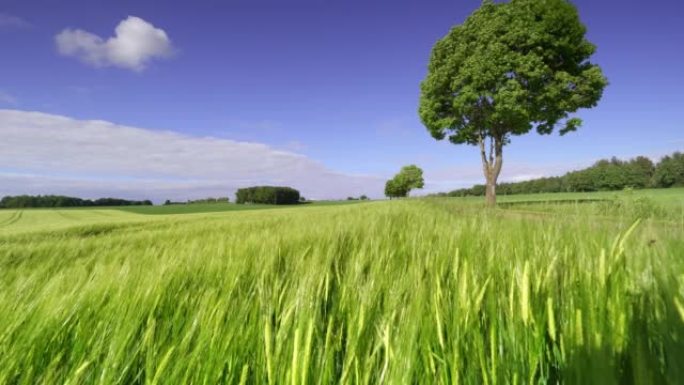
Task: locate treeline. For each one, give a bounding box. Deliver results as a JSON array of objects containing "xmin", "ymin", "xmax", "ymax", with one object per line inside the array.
[
  {"xmin": 164, "ymin": 197, "xmax": 230, "ymax": 205},
  {"xmin": 0, "ymin": 195, "xmax": 152, "ymax": 208},
  {"xmin": 235, "ymin": 186, "xmax": 300, "ymax": 205},
  {"xmin": 434, "ymin": 152, "xmax": 684, "ymax": 197},
  {"xmin": 188, "ymin": 197, "xmax": 229, "ymax": 204}
]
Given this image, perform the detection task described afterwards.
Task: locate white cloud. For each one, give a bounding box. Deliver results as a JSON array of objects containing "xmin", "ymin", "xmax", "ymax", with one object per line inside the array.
[
  {"xmin": 55, "ymin": 16, "xmax": 174, "ymax": 71},
  {"xmin": 0, "ymin": 91, "xmax": 16, "ymax": 105},
  {"xmin": 0, "ymin": 110, "xmax": 383, "ymax": 202},
  {"xmin": 0, "ymin": 13, "xmax": 30, "ymax": 29}
]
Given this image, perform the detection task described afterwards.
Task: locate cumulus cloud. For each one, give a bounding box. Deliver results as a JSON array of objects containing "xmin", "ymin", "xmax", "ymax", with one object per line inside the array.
[
  {"xmin": 0, "ymin": 13, "xmax": 30, "ymax": 29},
  {"xmin": 0, "ymin": 110, "xmax": 384, "ymax": 202},
  {"xmin": 55, "ymin": 16, "xmax": 174, "ymax": 71}
]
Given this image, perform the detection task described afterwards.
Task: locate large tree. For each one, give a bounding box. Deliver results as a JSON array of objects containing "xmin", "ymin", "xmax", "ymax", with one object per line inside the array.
[{"xmin": 419, "ymin": 0, "xmax": 607, "ymax": 206}]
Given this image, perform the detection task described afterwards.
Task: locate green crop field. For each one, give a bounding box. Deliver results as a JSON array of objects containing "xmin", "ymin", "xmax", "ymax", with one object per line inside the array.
[
  {"xmin": 1, "ymin": 191, "xmax": 683, "ymax": 384},
  {"xmin": 117, "ymin": 200, "xmax": 363, "ymax": 215}
]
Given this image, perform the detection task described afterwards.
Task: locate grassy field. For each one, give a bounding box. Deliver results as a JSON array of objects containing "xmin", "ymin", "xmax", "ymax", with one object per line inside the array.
[
  {"xmin": 0, "ymin": 201, "xmax": 365, "ymax": 235},
  {"xmin": 448, "ymin": 187, "xmax": 684, "ymax": 207},
  {"xmin": 117, "ymin": 200, "xmax": 363, "ymax": 215},
  {"xmin": 0, "ymin": 191, "xmax": 683, "ymax": 384}
]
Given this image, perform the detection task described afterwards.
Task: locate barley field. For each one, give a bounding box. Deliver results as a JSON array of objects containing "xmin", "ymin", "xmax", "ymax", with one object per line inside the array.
[{"xmin": 1, "ymin": 193, "xmax": 683, "ymax": 384}]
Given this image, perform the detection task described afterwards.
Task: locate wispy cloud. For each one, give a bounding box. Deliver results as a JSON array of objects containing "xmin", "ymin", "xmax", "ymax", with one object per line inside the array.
[
  {"xmin": 0, "ymin": 109, "xmax": 384, "ymax": 201},
  {"xmin": 0, "ymin": 13, "xmax": 30, "ymax": 29},
  {"xmin": 0, "ymin": 91, "xmax": 17, "ymax": 105},
  {"xmin": 55, "ymin": 16, "xmax": 174, "ymax": 71}
]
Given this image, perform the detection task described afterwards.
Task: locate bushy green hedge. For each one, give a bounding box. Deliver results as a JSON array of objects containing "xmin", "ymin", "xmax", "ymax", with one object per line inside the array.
[{"xmin": 235, "ymin": 186, "xmax": 300, "ymax": 205}]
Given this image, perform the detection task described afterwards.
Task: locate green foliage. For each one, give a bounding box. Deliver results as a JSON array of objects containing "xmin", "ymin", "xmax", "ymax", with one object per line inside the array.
[
  {"xmin": 652, "ymin": 152, "xmax": 684, "ymax": 188},
  {"xmin": 0, "ymin": 195, "xmax": 152, "ymax": 209},
  {"xmin": 384, "ymin": 178, "xmax": 407, "ymax": 199},
  {"xmin": 420, "ymin": 0, "xmax": 607, "ymax": 142},
  {"xmin": 419, "ymin": 0, "xmax": 607, "ymax": 205},
  {"xmin": 235, "ymin": 186, "xmax": 300, "ymax": 205},
  {"xmin": 187, "ymin": 197, "xmax": 230, "ymax": 204},
  {"xmin": 397, "ymin": 165, "xmax": 425, "ymax": 190},
  {"xmin": 597, "ymin": 194, "xmax": 666, "ymax": 220},
  {"xmin": 385, "ymin": 165, "xmax": 425, "ymax": 199},
  {"xmin": 435, "ymin": 153, "xmax": 670, "ymax": 197},
  {"xmin": 0, "ymin": 199, "xmax": 682, "ymax": 384}
]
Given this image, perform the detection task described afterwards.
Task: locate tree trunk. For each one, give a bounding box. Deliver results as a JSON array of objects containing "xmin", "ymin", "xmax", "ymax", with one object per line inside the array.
[
  {"xmin": 479, "ymin": 134, "xmax": 503, "ymax": 207},
  {"xmin": 485, "ymin": 175, "xmax": 496, "ymax": 207}
]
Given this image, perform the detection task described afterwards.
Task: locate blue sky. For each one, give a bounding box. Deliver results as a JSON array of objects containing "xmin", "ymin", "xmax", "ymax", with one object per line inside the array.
[{"xmin": 0, "ymin": 0, "xmax": 682, "ymax": 201}]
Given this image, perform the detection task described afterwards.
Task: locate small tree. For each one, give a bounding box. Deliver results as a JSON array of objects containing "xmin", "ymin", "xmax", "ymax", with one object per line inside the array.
[
  {"xmin": 396, "ymin": 165, "xmax": 425, "ymax": 192},
  {"xmin": 419, "ymin": 0, "xmax": 607, "ymax": 206},
  {"xmin": 385, "ymin": 165, "xmax": 425, "ymax": 199},
  {"xmin": 384, "ymin": 178, "xmax": 406, "ymax": 199}
]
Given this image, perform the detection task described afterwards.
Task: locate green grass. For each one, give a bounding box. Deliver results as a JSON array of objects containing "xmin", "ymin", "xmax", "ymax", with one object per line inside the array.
[
  {"xmin": 0, "ymin": 194, "xmax": 683, "ymax": 384},
  {"xmin": 495, "ymin": 187, "xmax": 684, "ymax": 207},
  {"xmin": 117, "ymin": 202, "xmax": 302, "ymax": 215},
  {"xmin": 0, "ymin": 201, "xmax": 366, "ymax": 234},
  {"xmin": 0, "ymin": 208, "xmax": 153, "ymax": 236}
]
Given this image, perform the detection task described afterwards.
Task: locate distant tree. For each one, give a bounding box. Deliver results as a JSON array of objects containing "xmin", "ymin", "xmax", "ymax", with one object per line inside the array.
[
  {"xmin": 384, "ymin": 178, "xmax": 407, "ymax": 199},
  {"xmin": 187, "ymin": 197, "xmax": 230, "ymax": 204},
  {"xmin": 235, "ymin": 186, "xmax": 300, "ymax": 204},
  {"xmin": 396, "ymin": 165, "xmax": 425, "ymax": 193},
  {"xmin": 432, "ymin": 152, "xmax": 683, "ymax": 197},
  {"xmin": 359, "ymin": 195, "xmax": 369, "ymax": 200},
  {"xmin": 164, "ymin": 199, "xmax": 172, "ymax": 206},
  {"xmin": 385, "ymin": 165, "xmax": 425, "ymax": 199},
  {"xmin": 0, "ymin": 195, "xmax": 151, "ymax": 208},
  {"xmin": 626, "ymin": 156, "xmax": 655, "ymax": 188},
  {"xmin": 419, "ymin": 0, "xmax": 607, "ymax": 206},
  {"xmin": 653, "ymin": 152, "xmax": 684, "ymax": 187}
]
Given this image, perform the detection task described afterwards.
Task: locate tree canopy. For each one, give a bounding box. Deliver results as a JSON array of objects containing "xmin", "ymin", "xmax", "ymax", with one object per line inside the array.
[
  {"xmin": 385, "ymin": 165, "xmax": 425, "ymax": 199},
  {"xmin": 419, "ymin": 0, "xmax": 607, "ymax": 205},
  {"xmin": 235, "ymin": 186, "xmax": 300, "ymax": 205}
]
